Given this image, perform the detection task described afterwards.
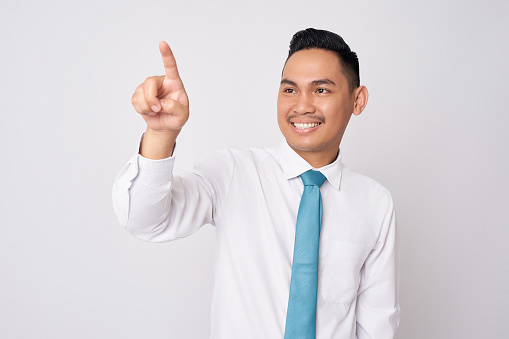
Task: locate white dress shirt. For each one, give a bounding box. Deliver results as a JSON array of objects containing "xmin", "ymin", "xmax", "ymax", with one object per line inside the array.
[{"xmin": 112, "ymin": 141, "xmax": 400, "ymax": 339}]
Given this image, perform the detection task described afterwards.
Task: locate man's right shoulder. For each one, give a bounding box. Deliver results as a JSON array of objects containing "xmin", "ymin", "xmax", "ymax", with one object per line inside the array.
[
  {"xmin": 199, "ymin": 146, "xmax": 279, "ymax": 167},
  {"xmin": 193, "ymin": 146, "xmax": 281, "ymax": 182}
]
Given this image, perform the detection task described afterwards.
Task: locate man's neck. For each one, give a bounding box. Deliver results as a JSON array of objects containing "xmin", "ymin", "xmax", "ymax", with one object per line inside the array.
[{"xmin": 290, "ymin": 145, "xmax": 340, "ymax": 168}]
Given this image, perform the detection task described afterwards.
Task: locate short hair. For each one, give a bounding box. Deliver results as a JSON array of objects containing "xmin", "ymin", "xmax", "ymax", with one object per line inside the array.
[{"xmin": 287, "ymin": 28, "xmax": 360, "ymax": 92}]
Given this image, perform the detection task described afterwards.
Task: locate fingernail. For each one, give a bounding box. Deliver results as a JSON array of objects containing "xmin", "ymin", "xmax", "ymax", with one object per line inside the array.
[{"xmin": 151, "ymin": 105, "xmax": 160, "ymax": 112}]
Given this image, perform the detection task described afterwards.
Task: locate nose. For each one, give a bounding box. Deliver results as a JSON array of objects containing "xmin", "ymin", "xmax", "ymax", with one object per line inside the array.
[{"xmin": 294, "ymin": 92, "xmax": 315, "ymax": 114}]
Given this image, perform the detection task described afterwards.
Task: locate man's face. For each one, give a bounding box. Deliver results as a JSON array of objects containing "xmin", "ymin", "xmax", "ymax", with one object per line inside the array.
[{"xmin": 277, "ymin": 48, "xmax": 356, "ymax": 166}]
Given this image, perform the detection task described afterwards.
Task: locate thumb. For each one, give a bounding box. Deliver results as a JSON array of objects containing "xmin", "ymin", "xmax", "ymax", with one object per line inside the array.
[
  {"xmin": 160, "ymin": 98, "xmax": 188, "ymax": 114},
  {"xmin": 159, "ymin": 98, "xmax": 189, "ymax": 128}
]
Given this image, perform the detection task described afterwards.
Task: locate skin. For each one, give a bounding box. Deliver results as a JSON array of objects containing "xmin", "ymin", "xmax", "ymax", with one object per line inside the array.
[
  {"xmin": 133, "ymin": 44, "xmax": 368, "ymax": 165},
  {"xmin": 277, "ymin": 48, "xmax": 369, "ymax": 168}
]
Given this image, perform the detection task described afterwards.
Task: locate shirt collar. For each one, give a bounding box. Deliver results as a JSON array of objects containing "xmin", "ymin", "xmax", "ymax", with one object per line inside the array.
[{"xmin": 275, "ymin": 141, "xmax": 343, "ymax": 190}]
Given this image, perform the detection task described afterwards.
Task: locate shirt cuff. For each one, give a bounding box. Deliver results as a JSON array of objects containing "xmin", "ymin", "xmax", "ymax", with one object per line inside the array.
[
  {"xmin": 136, "ymin": 153, "xmax": 175, "ymax": 187},
  {"xmin": 132, "ymin": 132, "xmax": 176, "ymax": 186}
]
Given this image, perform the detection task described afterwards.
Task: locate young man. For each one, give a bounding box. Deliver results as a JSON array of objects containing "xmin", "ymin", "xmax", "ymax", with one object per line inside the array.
[{"xmin": 113, "ymin": 28, "xmax": 399, "ymax": 338}]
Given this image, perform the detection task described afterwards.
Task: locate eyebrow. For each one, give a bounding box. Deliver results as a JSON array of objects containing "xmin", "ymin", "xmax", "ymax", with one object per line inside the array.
[
  {"xmin": 311, "ymin": 79, "xmax": 336, "ymax": 86},
  {"xmin": 280, "ymin": 79, "xmax": 297, "ymax": 86},
  {"xmin": 280, "ymin": 78, "xmax": 336, "ymax": 86}
]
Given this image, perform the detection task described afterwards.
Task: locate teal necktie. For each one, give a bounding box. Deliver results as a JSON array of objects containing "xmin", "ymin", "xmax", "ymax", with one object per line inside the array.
[{"xmin": 284, "ymin": 170, "xmax": 327, "ymax": 339}]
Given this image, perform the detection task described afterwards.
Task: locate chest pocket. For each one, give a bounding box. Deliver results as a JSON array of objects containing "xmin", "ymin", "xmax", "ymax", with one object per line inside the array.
[{"xmin": 318, "ymin": 239, "xmax": 372, "ymax": 306}]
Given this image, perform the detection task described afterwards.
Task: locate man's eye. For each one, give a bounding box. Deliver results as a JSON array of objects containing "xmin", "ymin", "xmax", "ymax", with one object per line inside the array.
[
  {"xmin": 284, "ymin": 88, "xmax": 295, "ymax": 93},
  {"xmin": 317, "ymin": 88, "xmax": 330, "ymax": 94}
]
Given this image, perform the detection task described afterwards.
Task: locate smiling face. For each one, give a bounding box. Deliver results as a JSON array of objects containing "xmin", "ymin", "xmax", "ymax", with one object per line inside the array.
[{"xmin": 277, "ymin": 48, "xmax": 367, "ymax": 167}]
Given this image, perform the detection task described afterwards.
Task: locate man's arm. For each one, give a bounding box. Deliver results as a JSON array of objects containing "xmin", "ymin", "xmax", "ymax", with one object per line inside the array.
[
  {"xmin": 112, "ymin": 148, "xmax": 234, "ymax": 242},
  {"xmin": 112, "ymin": 42, "xmax": 231, "ymax": 242},
  {"xmin": 355, "ymin": 194, "xmax": 400, "ymax": 338}
]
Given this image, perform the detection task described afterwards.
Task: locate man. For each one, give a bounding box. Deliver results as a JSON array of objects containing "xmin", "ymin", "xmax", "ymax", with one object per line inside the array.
[{"xmin": 113, "ymin": 28, "xmax": 399, "ymax": 338}]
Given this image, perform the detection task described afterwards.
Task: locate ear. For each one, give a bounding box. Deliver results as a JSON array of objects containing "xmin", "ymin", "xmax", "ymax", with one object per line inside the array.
[{"xmin": 352, "ymin": 86, "xmax": 369, "ymax": 116}]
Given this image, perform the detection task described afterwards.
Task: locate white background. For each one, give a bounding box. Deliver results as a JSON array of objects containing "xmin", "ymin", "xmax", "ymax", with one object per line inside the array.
[{"xmin": 1, "ymin": 0, "xmax": 508, "ymax": 338}]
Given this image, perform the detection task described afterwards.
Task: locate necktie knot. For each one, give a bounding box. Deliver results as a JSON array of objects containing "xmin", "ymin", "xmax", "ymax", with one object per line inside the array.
[{"xmin": 300, "ymin": 170, "xmax": 327, "ymax": 187}]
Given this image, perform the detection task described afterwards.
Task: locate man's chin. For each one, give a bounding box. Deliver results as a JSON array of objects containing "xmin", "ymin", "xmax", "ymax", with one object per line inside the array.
[{"xmin": 287, "ymin": 140, "xmax": 323, "ymax": 153}]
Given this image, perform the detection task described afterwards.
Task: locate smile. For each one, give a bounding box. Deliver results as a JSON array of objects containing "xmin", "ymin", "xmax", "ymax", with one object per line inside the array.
[{"xmin": 292, "ymin": 122, "xmax": 321, "ymax": 129}]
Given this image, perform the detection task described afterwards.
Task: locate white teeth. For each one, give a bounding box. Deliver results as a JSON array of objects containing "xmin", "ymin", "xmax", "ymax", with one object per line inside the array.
[{"xmin": 293, "ymin": 122, "xmax": 321, "ymax": 129}]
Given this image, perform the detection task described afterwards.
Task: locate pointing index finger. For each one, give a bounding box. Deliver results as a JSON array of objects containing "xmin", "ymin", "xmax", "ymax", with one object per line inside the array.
[{"xmin": 159, "ymin": 41, "xmax": 181, "ymax": 81}]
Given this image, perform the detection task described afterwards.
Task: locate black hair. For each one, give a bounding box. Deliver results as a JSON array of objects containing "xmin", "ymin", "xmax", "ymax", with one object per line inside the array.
[{"xmin": 287, "ymin": 28, "xmax": 360, "ymax": 92}]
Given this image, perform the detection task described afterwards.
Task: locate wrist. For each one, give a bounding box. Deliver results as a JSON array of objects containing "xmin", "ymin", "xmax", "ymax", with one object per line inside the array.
[
  {"xmin": 140, "ymin": 127, "xmax": 179, "ymax": 159},
  {"xmin": 145, "ymin": 126, "xmax": 180, "ymax": 139}
]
